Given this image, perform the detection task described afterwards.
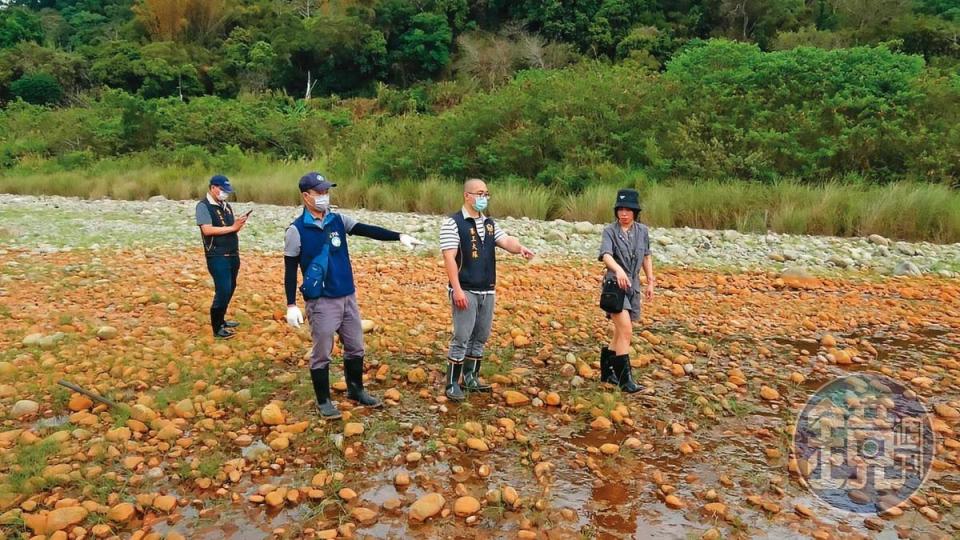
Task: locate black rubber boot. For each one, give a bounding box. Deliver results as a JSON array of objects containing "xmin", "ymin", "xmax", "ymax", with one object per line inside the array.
[
  {"xmin": 445, "ymin": 361, "xmax": 466, "ymax": 401},
  {"xmin": 210, "ymin": 307, "xmax": 226, "ymax": 335},
  {"xmin": 462, "ymin": 357, "xmax": 492, "ymax": 392},
  {"xmin": 344, "ymin": 356, "xmax": 382, "ymax": 408},
  {"xmin": 600, "ymin": 346, "xmax": 620, "ymax": 385},
  {"xmin": 310, "ymin": 367, "xmax": 341, "ymax": 419},
  {"xmin": 214, "ymin": 327, "xmax": 235, "ymax": 340},
  {"xmin": 614, "ymin": 354, "xmax": 642, "ymax": 394}
]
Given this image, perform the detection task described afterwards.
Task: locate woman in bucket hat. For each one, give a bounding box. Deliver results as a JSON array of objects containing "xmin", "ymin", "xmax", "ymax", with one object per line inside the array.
[{"xmin": 597, "ymin": 189, "xmax": 656, "ymax": 393}]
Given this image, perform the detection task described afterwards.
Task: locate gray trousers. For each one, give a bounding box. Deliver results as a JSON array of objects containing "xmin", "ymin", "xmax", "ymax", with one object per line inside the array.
[
  {"xmin": 306, "ymin": 294, "xmax": 364, "ymax": 369},
  {"xmin": 447, "ymin": 291, "xmax": 495, "ymax": 362}
]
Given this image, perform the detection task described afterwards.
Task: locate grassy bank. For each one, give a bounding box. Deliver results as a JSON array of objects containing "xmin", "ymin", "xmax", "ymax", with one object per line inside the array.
[{"xmin": 2, "ymin": 160, "xmax": 959, "ymax": 243}]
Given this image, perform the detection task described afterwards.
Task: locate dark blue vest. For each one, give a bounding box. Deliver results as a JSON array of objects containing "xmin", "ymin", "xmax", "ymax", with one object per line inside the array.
[
  {"xmin": 451, "ymin": 212, "xmax": 497, "ymax": 291},
  {"xmin": 293, "ymin": 211, "xmax": 356, "ymax": 299},
  {"xmin": 199, "ymin": 199, "xmax": 239, "ymax": 257}
]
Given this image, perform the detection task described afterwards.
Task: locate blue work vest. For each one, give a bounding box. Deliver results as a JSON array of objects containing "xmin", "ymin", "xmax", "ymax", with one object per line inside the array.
[{"xmin": 292, "ymin": 210, "xmax": 356, "ymax": 299}]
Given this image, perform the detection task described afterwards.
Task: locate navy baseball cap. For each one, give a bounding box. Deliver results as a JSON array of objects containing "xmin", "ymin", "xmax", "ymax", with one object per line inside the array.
[
  {"xmin": 299, "ymin": 172, "xmax": 336, "ymax": 193},
  {"xmin": 209, "ymin": 174, "xmax": 233, "ymax": 193}
]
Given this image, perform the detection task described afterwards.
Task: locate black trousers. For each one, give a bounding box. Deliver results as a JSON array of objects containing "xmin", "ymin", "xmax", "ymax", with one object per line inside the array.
[{"xmin": 206, "ymin": 255, "xmax": 240, "ymax": 332}]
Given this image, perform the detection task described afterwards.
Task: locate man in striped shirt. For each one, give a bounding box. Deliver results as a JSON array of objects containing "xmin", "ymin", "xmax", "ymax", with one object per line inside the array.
[{"xmin": 440, "ymin": 178, "xmax": 535, "ymax": 401}]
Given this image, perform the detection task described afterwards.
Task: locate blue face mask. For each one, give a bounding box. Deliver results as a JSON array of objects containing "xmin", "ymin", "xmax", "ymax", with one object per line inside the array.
[{"xmin": 473, "ymin": 196, "xmax": 488, "ymax": 212}]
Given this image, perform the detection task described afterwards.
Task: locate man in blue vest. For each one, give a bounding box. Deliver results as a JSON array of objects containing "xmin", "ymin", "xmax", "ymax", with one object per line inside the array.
[
  {"xmin": 439, "ymin": 178, "xmax": 535, "ymax": 401},
  {"xmin": 284, "ymin": 172, "xmax": 423, "ymax": 419},
  {"xmin": 195, "ymin": 175, "xmax": 247, "ymax": 339}
]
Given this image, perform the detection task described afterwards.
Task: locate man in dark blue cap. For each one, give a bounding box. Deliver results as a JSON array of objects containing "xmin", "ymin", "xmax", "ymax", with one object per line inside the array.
[
  {"xmin": 195, "ymin": 175, "xmax": 248, "ymax": 339},
  {"xmin": 284, "ymin": 172, "xmax": 423, "ymax": 419}
]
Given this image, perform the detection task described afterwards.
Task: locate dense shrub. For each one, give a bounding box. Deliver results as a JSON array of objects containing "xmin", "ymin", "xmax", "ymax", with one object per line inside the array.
[
  {"xmin": 0, "ymin": 90, "xmax": 351, "ymax": 165},
  {"xmin": 2, "ymin": 41, "xmax": 959, "ymax": 188},
  {"xmin": 352, "ymin": 42, "xmax": 958, "ymax": 187},
  {"xmin": 9, "ymin": 73, "xmax": 63, "ymax": 105}
]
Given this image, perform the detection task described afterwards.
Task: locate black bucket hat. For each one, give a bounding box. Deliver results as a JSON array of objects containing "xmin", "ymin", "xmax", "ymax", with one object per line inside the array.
[{"xmin": 614, "ymin": 189, "xmax": 642, "ymax": 211}]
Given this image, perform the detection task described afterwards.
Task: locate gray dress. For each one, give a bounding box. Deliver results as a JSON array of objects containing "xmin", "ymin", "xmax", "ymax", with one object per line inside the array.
[{"xmin": 598, "ymin": 221, "xmax": 651, "ymax": 321}]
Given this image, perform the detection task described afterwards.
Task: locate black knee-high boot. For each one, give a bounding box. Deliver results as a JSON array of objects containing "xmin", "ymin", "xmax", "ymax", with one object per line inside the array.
[
  {"xmin": 613, "ymin": 354, "xmax": 642, "ymax": 393},
  {"xmin": 600, "ymin": 346, "xmax": 619, "ymax": 385},
  {"xmin": 344, "ymin": 356, "xmax": 382, "ymax": 408},
  {"xmin": 310, "ymin": 367, "xmax": 341, "ymax": 419},
  {"xmin": 462, "ymin": 357, "xmax": 491, "ymax": 392},
  {"xmin": 445, "ymin": 360, "xmax": 465, "ymax": 401}
]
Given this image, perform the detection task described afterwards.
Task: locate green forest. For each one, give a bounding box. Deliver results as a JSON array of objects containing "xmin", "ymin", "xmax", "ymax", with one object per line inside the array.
[{"xmin": 1, "ymin": 0, "xmax": 959, "ymax": 240}]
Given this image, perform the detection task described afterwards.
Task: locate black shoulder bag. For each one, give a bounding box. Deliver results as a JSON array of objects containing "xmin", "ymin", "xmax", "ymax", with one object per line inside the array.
[{"xmin": 599, "ymin": 278, "xmax": 625, "ymax": 314}]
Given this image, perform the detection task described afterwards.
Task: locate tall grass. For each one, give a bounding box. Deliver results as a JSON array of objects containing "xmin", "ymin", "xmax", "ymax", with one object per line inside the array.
[
  {"xmin": 636, "ymin": 179, "xmax": 960, "ymax": 243},
  {"xmin": 338, "ymin": 178, "xmax": 553, "ymax": 218},
  {"xmin": 0, "ymin": 157, "xmax": 314, "ymax": 205},
  {"xmin": 2, "ymin": 162, "xmax": 959, "ymax": 243},
  {"xmin": 858, "ymin": 183, "xmax": 960, "ymax": 241},
  {"xmin": 559, "ymin": 184, "xmax": 619, "ymax": 223},
  {"xmin": 491, "ymin": 182, "xmax": 554, "ymax": 220},
  {"xmin": 643, "ymin": 181, "xmax": 773, "ymax": 233}
]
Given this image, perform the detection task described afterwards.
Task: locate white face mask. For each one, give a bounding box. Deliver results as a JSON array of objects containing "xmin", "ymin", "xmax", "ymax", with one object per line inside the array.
[
  {"xmin": 314, "ymin": 194, "xmax": 330, "ymax": 211},
  {"xmin": 216, "ymin": 190, "xmax": 230, "ymax": 202}
]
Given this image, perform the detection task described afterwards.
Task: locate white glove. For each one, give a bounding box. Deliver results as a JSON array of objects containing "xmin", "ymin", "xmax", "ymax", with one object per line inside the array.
[
  {"xmin": 286, "ymin": 306, "xmax": 303, "ymax": 328},
  {"xmin": 399, "ymin": 234, "xmax": 423, "ymax": 249}
]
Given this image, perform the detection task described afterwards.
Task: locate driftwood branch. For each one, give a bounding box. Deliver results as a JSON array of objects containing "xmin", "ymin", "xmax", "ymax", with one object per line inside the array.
[{"xmin": 57, "ymin": 380, "xmax": 122, "ymax": 409}]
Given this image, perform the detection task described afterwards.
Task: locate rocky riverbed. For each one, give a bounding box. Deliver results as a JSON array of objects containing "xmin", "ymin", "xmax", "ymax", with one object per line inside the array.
[
  {"xmin": 1, "ymin": 195, "xmax": 957, "ymax": 278},
  {"xmin": 0, "ymin": 194, "xmax": 958, "ymax": 540}
]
